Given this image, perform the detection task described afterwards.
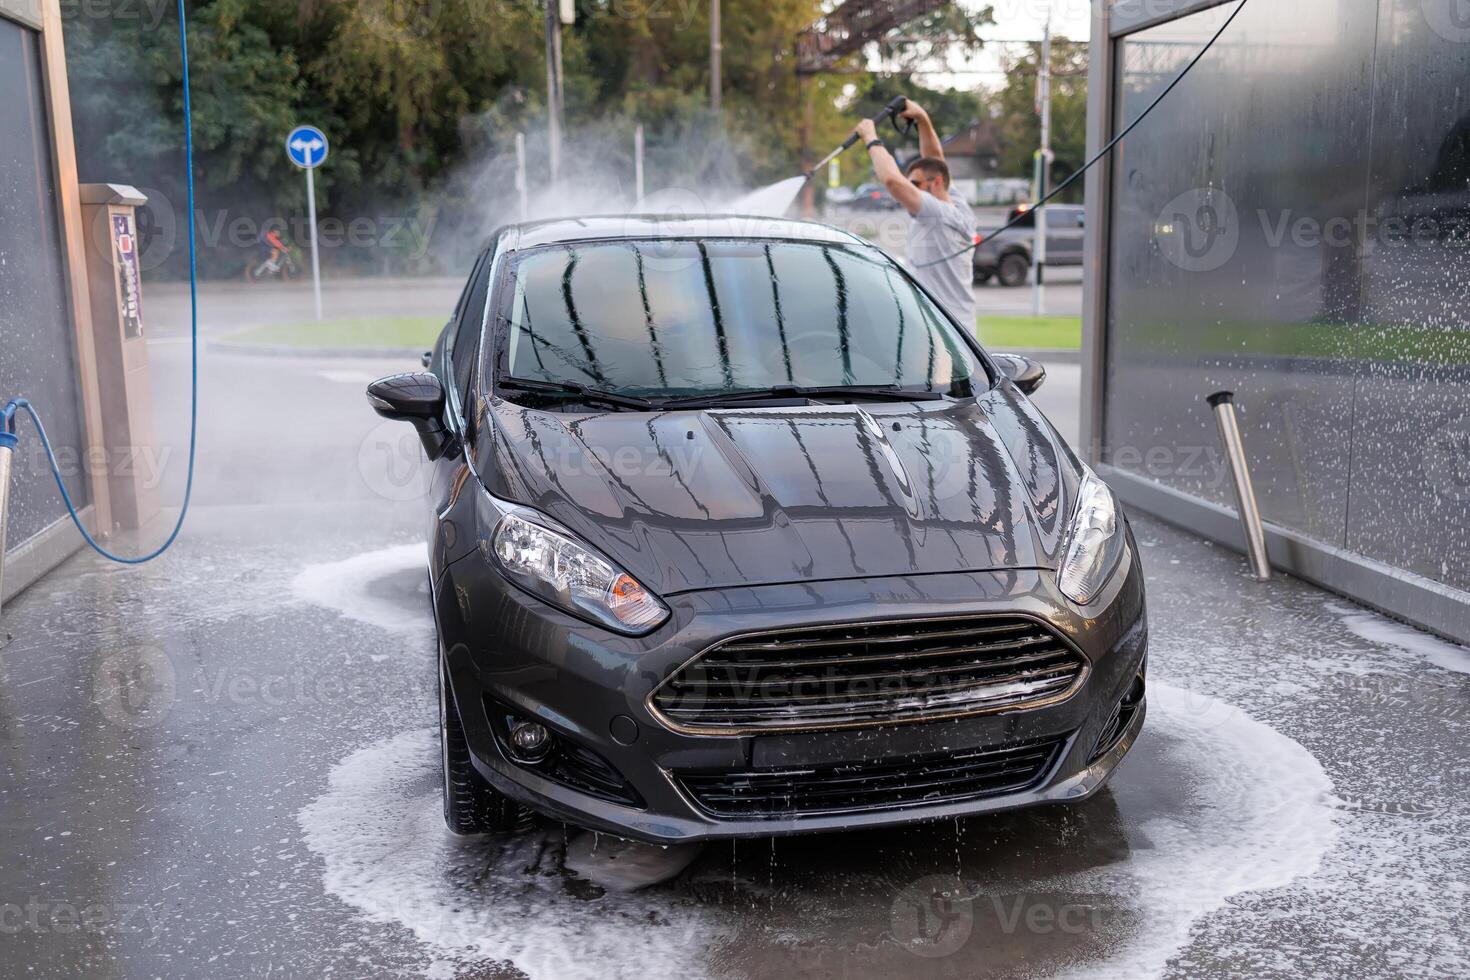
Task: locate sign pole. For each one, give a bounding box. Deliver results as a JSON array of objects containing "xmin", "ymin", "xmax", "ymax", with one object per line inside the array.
[
  {"xmin": 286, "ymin": 124, "xmax": 328, "ymax": 320},
  {"xmin": 634, "ymin": 125, "xmax": 645, "ymax": 207},
  {"xmin": 305, "ymin": 165, "xmax": 322, "ymax": 321}
]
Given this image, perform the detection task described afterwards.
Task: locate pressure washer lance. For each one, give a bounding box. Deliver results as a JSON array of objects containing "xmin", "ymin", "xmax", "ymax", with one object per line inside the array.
[{"xmin": 804, "ymin": 96, "xmax": 916, "ymax": 179}]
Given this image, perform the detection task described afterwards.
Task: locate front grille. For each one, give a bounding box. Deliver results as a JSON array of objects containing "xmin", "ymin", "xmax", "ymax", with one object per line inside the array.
[
  {"xmin": 651, "ymin": 615, "xmax": 1087, "ymax": 733},
  {"xmin": 679, "ymin": 736, "xmax": 1064, "ymax": 819}
]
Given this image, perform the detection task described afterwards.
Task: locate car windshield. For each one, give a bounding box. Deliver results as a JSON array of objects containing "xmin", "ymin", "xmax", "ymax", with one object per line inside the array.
[{"xmin": 493, "ymin": 239, "xmax": 982, "ymax": 400}]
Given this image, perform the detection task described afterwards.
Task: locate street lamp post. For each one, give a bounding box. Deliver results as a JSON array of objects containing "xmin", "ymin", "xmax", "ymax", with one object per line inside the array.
[
  {"xmin": 1033, "ymin": 19, "xmax": 1053, "ymax": 318},
  {"xmin": 710, "ymin": 0, "xmax": 723, "ymax": 113}
]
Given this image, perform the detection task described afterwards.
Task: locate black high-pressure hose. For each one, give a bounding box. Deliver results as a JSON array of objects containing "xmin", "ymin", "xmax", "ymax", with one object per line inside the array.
[{"xmin": 915, "ymin": 0, "xmax": 1249, "ymax": 269}]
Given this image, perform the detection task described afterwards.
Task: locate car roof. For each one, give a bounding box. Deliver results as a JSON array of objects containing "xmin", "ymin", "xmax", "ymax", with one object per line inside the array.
[{"xmin": 497, "ymin": 214, "xmax": 872, "ymax": 252}]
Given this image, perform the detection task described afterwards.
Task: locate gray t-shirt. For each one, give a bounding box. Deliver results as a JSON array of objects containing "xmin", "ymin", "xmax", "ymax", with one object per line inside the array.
[{"xmin": 906, "ymin": 193, "xmax": 977, "ymax": 331}]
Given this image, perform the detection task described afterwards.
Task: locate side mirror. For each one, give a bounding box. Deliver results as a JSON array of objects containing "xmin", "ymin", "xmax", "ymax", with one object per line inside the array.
[
  {"xmin": 366, "ymin": 372, "xmax": 456, "ymax": 460},
  {"xmin": 991, "ymin": 353, "xmax": 1046, "ymax": 395}
]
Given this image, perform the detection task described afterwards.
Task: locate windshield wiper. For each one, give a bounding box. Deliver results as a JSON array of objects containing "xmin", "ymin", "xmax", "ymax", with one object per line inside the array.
[
  {"xmin": 660, "ymin": 384, "xmax": 948, "ymax": 408},
  {"xmin": 497, "ymin": 377, "xmax": 659, "ymax": 411}
]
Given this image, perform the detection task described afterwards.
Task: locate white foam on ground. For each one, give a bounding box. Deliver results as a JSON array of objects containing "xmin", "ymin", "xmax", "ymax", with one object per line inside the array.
[
  {"xmin": 298, "ymin": 728, "xmax": 720, "ymax": 979},
  {"xmin": 1328, "ymin": 602, "xmax": 1470, "ymax": 676},
  {"xmin": 300, "ymin": 683, "xmax": 1335, "ymax": 979},
  {"xmin": 1055, "ymin": 682, "xmax": 1339, "ymax": 979},
  {"xmin": 291, "ymin": 543, "xmax": 431, "ymax": 635}
]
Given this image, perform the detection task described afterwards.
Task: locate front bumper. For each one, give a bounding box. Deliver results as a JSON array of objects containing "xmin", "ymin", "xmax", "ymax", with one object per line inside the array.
[{"xmin": 435, "ymin": 546, "xmax": 1147, "ymax": 844}]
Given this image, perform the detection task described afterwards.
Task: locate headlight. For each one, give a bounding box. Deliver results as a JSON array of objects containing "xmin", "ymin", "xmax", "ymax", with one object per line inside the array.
[
  {"xmin": 1056, "ymin": 468, "xmax": 1126, "ymax": 605},
  {"xmin": 480, "ymin": 501, "xmax": 668, "ymax": 635}
]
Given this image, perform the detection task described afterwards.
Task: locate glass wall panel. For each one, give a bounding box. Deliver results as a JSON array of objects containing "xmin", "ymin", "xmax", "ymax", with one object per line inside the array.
[{"xmin": 0, "ymin": 20, "xmax": 89, "ymax": 545}]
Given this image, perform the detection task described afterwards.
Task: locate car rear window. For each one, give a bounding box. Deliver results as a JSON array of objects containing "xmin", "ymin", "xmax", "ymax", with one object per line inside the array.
[{"xmin": 494, "ymin": 240, "xmax": 980, "ymax": 398}]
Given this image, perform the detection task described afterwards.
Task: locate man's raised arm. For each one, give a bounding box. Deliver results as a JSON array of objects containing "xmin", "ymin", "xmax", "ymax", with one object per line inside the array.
[
  {"xmin": 902, "ymin": 101, "xmax": 944, "ymax": 162},
  {"xmin": 854, "ymin": 119, "xmax": 925, "ymax": 217}
]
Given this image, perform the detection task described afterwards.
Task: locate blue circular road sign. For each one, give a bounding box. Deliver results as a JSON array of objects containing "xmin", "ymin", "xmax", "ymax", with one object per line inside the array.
[{"xmin": 285, "ymin": 125, "xmax": 329, "ymax": 169}]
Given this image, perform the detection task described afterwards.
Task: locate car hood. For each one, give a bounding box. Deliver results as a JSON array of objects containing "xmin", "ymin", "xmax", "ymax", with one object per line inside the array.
[{"xmin": 476, "ymin": 383, "xmax": 1083, "ymax": 596}]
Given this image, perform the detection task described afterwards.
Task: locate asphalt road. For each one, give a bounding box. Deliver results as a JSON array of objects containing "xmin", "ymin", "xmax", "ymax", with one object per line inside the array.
[
  {"xmin": 144, "ymin": 273, "xmax": 1084, "ymax": 448},
  {"xmin": 0, "ymin": 338, "xmax": 1465, "ymax": 978},
  {"xmin": 143, "ymin": 231, "xmax": 1082, "ymax": 342}
]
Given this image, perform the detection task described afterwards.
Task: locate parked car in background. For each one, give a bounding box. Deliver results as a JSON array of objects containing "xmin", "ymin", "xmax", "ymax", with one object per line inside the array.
[
  {"xmin": 826, "ymin": 185, "xmax": 858, "ymax": 206},
  {"xmin": 973, "ymin": 204, "xmax": 1086, "ymax": 287},
  {"xmin": 848, "ymin": 181, "xmax": 904, "ymax": 211}
]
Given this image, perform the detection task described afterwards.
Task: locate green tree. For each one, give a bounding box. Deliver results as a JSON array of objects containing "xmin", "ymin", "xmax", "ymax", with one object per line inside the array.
[
  {"xmin": 66, "ymin": 0, "xmax": 305, "ymax": 274},
  {"xmin": 991, "ymin": 38, "xmax": 1087, "ymax": 200},
  {"xmin": 62, "ymin": 0, "xmax": 1006, "ymax": 276}
]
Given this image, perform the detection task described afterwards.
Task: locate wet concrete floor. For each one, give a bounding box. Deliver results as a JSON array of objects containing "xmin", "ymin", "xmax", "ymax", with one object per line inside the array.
[{"xmin": 0, "ymin": 346, "xmax": 1466, "ymax": 978}]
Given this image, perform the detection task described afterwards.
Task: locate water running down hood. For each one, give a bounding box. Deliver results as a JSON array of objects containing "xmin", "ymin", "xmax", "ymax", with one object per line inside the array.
[{"xmin": 478, "ymin": 384, "xmax": 1080, "ymax": 596}]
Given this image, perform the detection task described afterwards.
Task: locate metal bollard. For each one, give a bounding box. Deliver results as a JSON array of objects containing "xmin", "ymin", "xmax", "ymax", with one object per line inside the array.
[
  {"xmin": 0, "ymin": 429, "xmax": 13, "ymax": 615},
  {"xmin": 1208, "ymin": 391, "xmax": 1271, "ymax": 581}
]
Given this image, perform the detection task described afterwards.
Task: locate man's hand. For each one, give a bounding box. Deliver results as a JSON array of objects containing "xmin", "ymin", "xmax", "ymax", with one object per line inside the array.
[
  {"xmin": 854, "ymin": 118, "xmax": 879, "ymax": 144},
  {"xmin": 899, "ymin": 99, "xmax": 928, "ymax": 123},
  {"xmin": 901, "ymin": 99, "xmax": 943, "ymax": 161}
]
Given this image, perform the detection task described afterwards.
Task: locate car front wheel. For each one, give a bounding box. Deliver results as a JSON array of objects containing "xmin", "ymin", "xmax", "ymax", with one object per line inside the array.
[
  {"xmin": 438, "ymin": 658, "xmax": 530, "ymax": 836},
  {"xmin": 998, "ymin": 252, "xmax": 1031, "ymax": 287}
]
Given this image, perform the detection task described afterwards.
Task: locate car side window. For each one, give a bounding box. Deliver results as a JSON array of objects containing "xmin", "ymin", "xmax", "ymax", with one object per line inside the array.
[{"xmin": 451, "ymin": 253, "xmax": 491, "ymax": 409}]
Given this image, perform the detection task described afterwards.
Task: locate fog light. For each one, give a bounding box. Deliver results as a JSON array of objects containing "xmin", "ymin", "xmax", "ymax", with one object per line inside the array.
[{"xmin": 509, "ymin": 720, "xmax": 551, "ymax": 761}]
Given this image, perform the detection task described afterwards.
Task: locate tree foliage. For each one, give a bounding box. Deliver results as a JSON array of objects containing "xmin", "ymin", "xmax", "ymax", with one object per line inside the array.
[
  {"xmin": 991, "ymin": 38, "xmax": 1088, "ymax": 199},
  {"xmin": 63, "ymin": 0, "xmax": 1000, "ymax": 275}
]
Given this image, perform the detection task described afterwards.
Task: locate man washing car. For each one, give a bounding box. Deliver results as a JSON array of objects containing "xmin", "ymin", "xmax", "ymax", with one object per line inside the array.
[{"xmin": 854, "ymin": 100, "xmax": 978, "ymax": 331}]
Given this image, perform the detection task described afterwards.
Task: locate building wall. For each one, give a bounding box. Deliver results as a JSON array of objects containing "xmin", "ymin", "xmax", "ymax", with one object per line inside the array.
[
  {"xmin": 0, "ymin": 12, "xmax": 91, "ymax": 548},
  {"xmin": 1087, "ymin": 0, "xmax": 1470, "ymax": 639}
]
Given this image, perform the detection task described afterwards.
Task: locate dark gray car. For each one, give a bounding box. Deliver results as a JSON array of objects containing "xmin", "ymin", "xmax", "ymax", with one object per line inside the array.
[
  {"xmin": 974, "ymin": 204, "xmax": 1086, "ymax": 286},
  {"xmin": 367, "ymin": 215, "xmax": 1147, "ymax": 844}
]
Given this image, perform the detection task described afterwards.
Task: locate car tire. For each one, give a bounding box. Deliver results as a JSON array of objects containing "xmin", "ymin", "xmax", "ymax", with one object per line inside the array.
[
  {"xmin": 973, "ymin": 269, "xmax": 994, "ymax": 285},
  {"xmin": 438, "ymin": 657, "xmax": 530, "ymax": 836},
  {"xmin": 998, "ymin": 253, "xmax": 1030, "ymax": 288}
]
